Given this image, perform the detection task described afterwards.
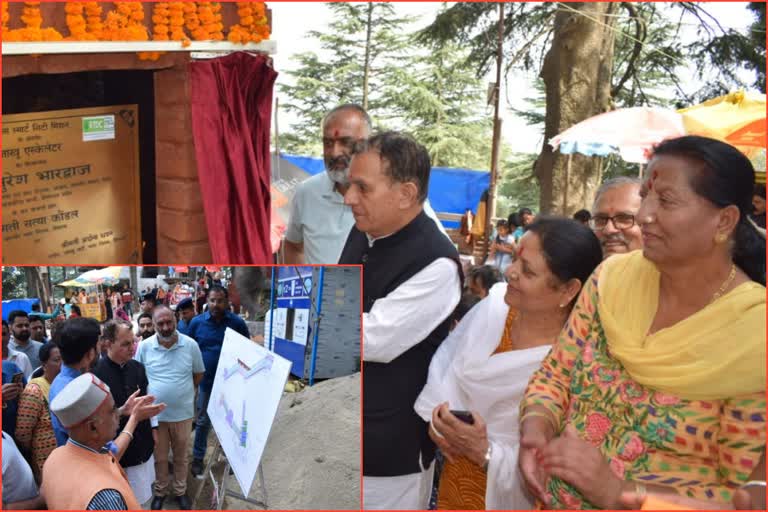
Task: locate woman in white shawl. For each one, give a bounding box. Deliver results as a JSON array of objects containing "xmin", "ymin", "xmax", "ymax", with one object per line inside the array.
[{"xmin": 415, "ymin": 217, "xmax": 603, "ymax": 510}]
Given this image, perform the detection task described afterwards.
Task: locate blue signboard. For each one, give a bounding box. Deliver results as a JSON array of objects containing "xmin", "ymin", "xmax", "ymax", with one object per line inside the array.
[{"xmin": 273, "ymin": 266, "xmax": 313, "ymax": 377}]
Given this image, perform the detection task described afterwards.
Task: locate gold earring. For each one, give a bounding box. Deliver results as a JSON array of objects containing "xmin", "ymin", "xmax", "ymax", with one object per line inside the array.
[{"xmin": 715, "ymin": 233, "xmax": 727, "ymax": 244}]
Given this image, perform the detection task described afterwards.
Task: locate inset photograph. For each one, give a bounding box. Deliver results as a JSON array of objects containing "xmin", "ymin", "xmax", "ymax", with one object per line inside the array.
[{"xmin": 1, "ymin": 265, "xmax": 361, "ymax": 510}]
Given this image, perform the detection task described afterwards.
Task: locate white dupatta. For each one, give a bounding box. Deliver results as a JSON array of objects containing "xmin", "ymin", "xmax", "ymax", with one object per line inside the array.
[{"xmin": 414, "ymin": 283, "xmax": 550, "ymax": 510}]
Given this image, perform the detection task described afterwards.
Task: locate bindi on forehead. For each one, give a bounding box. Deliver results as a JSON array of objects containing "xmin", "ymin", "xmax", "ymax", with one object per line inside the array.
[{"xmin": 333, "ymin": 129, "xmax": 340, "ymax": 138}]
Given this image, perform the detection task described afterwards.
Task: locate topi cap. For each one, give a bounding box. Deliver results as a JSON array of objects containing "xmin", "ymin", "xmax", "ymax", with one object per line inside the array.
[{"xmin": 50, "ymin": 373, "xmax": 111, "ymax": 428}]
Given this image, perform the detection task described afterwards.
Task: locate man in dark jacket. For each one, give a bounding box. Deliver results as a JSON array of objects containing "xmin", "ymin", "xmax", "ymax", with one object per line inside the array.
[
  {"xmin": 93, "ymin": 319, "xmax": 156, "ymax": 508},
  {"xmin": 339, "ymin": 132, "xmax": 462, "ymax": 509}
]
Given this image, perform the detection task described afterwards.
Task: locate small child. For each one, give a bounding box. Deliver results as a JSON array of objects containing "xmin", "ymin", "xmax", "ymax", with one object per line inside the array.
[{"xmin": 491, "ymin": 220, "xmax": 514, "ymax": 274}]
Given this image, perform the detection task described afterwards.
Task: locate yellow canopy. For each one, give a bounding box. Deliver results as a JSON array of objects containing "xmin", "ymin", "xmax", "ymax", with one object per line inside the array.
[
  {"xmin": 56, "ymin": 266, "xmax": 123, "ymax": 287},
  {"xmin": 678, "ymin": 91, "xmax": 766, "ymax": 159}
]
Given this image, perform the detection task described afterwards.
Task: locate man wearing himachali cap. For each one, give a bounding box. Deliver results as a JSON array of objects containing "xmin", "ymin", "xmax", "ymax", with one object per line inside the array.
[{"xmin": 41, "ymin": 373, "xmax": 165, "ymax": 510}]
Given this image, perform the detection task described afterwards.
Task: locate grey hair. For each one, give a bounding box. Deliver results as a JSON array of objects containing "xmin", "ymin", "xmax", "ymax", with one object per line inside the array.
[
  {"xmin": 321, "ymin": 104, "xmax": 372, "ymax": 133},
  {"xmin": 592, "ymin": 177, "xmax": 642, "ymax": 210}
]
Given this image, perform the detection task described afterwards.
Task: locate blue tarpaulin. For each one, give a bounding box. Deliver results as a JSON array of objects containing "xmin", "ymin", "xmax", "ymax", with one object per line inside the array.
[
  {"xmin": 281, "ymin": 154, "xmax": 490, "ymax": 228},
  {"xmin": 2, "ymin": 299, "xmax": 41, "ymax": 321}
]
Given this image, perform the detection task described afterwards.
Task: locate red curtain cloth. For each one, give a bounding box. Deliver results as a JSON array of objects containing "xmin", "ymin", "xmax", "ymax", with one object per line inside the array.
[{"xmin": 190, "ymin": 52, "xmax": 277, "ymax": 263}]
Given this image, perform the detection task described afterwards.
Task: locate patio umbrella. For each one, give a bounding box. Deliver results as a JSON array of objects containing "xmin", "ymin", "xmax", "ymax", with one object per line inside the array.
[
  {"xmin": 725, "ymin": 118, "xmax": 766, "ymax": 148},
  {"xmin": 549, "ymin": 107, "xmax": 687, "ymax": 164},
  {"xmin": 57, "ymin": 266, "xmax": 123, "ymax": 287},
  {"xmin": 679, "ymin": 91, "xmax": 765, "ymax": 145}
]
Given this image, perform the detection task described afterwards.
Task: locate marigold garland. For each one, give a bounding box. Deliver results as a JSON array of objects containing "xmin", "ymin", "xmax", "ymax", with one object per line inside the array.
[
  {"xmin": 2, "ymin": 2, "xmax": 270, "ymax": 46},
  {"xmin": 188, "ymin": 2, "xmax": 223, "ymax": 41},
  {"xmin": 102, "ymin": 2, "xmax": 147, "ymax": 42},
  {"xmin": 183, "ymin": 1, "xmax": 199, "ymax": 36},
  {"xmin": 84, "ymin": 2, "xmax": 103, "ymax": 39},
  {"xmin": 210, "ymin": 2, "xmax": 224, "ymax": 41},
  {"xmin": 168, "ymin": 2, "xmax": 189, "ymax": 46},
  {"xmin": 65, "ymin": 2, "xmax": 92, "ymax": 40},
  {"xmin": 139, "ymin": 1, "xmax": 169, "ymax": 61},
  {"xmin": 3, "ymin": 2, "xmax": 63, "ymax": 42},
  {"xmin": 152, "ymin": 2, "xmax": 170, "ymax": 41},
  {"xmin": 228, "ymin": 2, "xmax": 269, "ymax": 44},
  {"xmin": 2, "ymin": 2, "xmax": 9, "ymax": 34}
]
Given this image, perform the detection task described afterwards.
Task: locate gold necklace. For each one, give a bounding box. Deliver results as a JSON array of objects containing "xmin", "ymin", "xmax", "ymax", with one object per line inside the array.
[{"xmin": 711, "ymin": 264, "xmax": 736, "ymax": 303}]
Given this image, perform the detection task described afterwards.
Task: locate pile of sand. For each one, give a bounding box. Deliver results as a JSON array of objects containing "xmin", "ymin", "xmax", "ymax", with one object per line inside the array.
[{"xmin": 212, "ymin": 372, "xmax": 360, "ymax": 510}]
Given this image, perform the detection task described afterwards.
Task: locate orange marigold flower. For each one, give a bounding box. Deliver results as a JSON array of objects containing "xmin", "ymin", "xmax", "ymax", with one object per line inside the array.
[{"xmin": 227, "ymin": 30, "xmax": 243, "ymax": 43}]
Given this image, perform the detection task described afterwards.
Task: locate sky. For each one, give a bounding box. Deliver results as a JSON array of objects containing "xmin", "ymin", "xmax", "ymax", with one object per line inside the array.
[{"xmin": 268, "ymin": 2, "xmax": 758, "ymax": 159}]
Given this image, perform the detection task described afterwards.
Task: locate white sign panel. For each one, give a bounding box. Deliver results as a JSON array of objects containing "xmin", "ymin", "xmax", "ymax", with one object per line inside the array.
[
  {"xmin": 292, "ymin": 308, "xmax": 310, "ymax": 345},
  {"xmin": 208, "ymin": 328, "xmax": 292, "ymax": 497},
  {"xmin": 273, "ymin": 308, "xmax": 287, "ymax": 339}
]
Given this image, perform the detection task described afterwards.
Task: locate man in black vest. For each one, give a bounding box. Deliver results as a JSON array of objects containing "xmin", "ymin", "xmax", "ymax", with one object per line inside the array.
[
  {"xmin": 93, "ymin": 319, "xmax": 156, "ymax": 508},
  {"xmin": 339, "ymin": 132, "xmax": 462, "ymax": 509}
]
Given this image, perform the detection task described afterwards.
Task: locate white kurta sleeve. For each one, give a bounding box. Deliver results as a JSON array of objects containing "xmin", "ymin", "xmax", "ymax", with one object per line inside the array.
[{"xmin": 362, "ymin": 258, "xmax": 461, "ymax": 364}]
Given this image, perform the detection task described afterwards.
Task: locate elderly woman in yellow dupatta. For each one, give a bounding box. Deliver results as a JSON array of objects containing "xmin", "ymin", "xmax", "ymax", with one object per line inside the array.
[{"xmin": 518, "ymin": 135, "xmax": 766, "ymax": 510}]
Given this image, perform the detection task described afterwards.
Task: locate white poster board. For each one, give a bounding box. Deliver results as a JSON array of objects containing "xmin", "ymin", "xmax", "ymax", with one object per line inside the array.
[
  {"xmin": 292, "ymin": 307, "xmax": 310, "ymax": 345},
  {"xmin": 273, "ymin": 308, "xmax": 287, "ymax": 339},
  {"xmin": 208, "ymin": 328, "xmax": 292, "ymax": 497}
]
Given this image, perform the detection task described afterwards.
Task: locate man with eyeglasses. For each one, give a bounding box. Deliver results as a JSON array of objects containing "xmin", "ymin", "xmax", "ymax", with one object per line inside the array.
[{"xmin": 590, "ymin": 177, "xmax": 643, "ymax": 259}]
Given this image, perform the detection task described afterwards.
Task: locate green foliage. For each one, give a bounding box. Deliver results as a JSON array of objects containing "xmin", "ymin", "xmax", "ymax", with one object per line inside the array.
[
  {"xmin": 382, "ymin": 40, "xmax": 493, "ymax": 169},
  {"xmin": 415, "ymin": 3, "xmax": 556, "ymax": 78},
  {"xmin": 496, "ymin": 153, "xmax": 540, "ymax": 216},
  {"xmin": 682, "ymin": 2, "xmax": 766, "ymax": 98},
  {"xmin": 2, "ymin": 267, "xmax": 28, "ymax": 300},
  {"xmin": 278, "ymin": 3, "xmax": 413, "ymax": 155},
  {"xmin": 610, "ymin": 3, "xmax": 687, "ymax": 108},
  {"xmin": 279, "ymin": 3, "xmax": 500, "ymax": 172},
  {"xmin": 419, "ymin": 2, "xmax": 762, "ymax": 106}
]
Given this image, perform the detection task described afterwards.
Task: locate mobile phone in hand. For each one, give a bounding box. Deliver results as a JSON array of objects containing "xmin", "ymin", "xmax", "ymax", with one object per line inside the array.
[
  {"xmin": 11, "ymin": 372, "xmax": 23, "ymax": 385},
  {"xmin": 450, "ymin": 409, "xmax": 475, "ymax": 425}
]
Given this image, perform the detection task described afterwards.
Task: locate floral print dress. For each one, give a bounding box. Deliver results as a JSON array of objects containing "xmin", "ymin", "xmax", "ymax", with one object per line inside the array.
[{"xmin": 520, "ymin": 269, "xmax": 766, "ymax": 509}]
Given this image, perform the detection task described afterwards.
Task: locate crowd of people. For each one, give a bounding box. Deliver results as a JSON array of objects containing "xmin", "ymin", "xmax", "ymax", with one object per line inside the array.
[
  {"xmin": 286, "ymin": 103, "xmax": 765, "ymax": 510},
  {"xmin": 2, "ymin": 283, "xmax": 250, "ymax": 510},
  {"xmin": 2, "ymin": 100, "xmax": 766, "ymax": 511}
]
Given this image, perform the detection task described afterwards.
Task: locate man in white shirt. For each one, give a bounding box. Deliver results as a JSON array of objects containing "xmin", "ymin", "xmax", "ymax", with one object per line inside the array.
[
  {"xmin": 2, "ymin": 432, "xmax": 44, "ymax": 510},
  {"xmin": 285, "ymin": 104, "xmax": 448, "ymax": 265},
  {"xmin": 339, "ymin": 132, "xmax": 461, "ymax": 510}
]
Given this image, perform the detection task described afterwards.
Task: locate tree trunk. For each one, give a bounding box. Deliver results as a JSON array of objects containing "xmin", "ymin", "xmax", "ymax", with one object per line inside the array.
[
  {"xmin": 23, "ymin": 267, "xmax": 51, "ymax": 311},
  {"xmin": 129, "ymin": 266, "xmax": 139, "ymax": 296},
  {"xmin": 536, "ymin": 2, "xmax": 617, "ymax": 215},
  {"xmin": 362, "ymin": 2, "xmax": 374, "ymax": 111}
]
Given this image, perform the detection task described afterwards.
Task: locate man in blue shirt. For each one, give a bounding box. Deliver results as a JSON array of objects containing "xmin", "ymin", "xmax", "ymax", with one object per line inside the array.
[
  {"xmin": 49, "ymin": 317, "xmax": 102, "ymax": 446},
  {"xmin": 186, "ymin": 285, "xmax": 249, "ymax": 478}
]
